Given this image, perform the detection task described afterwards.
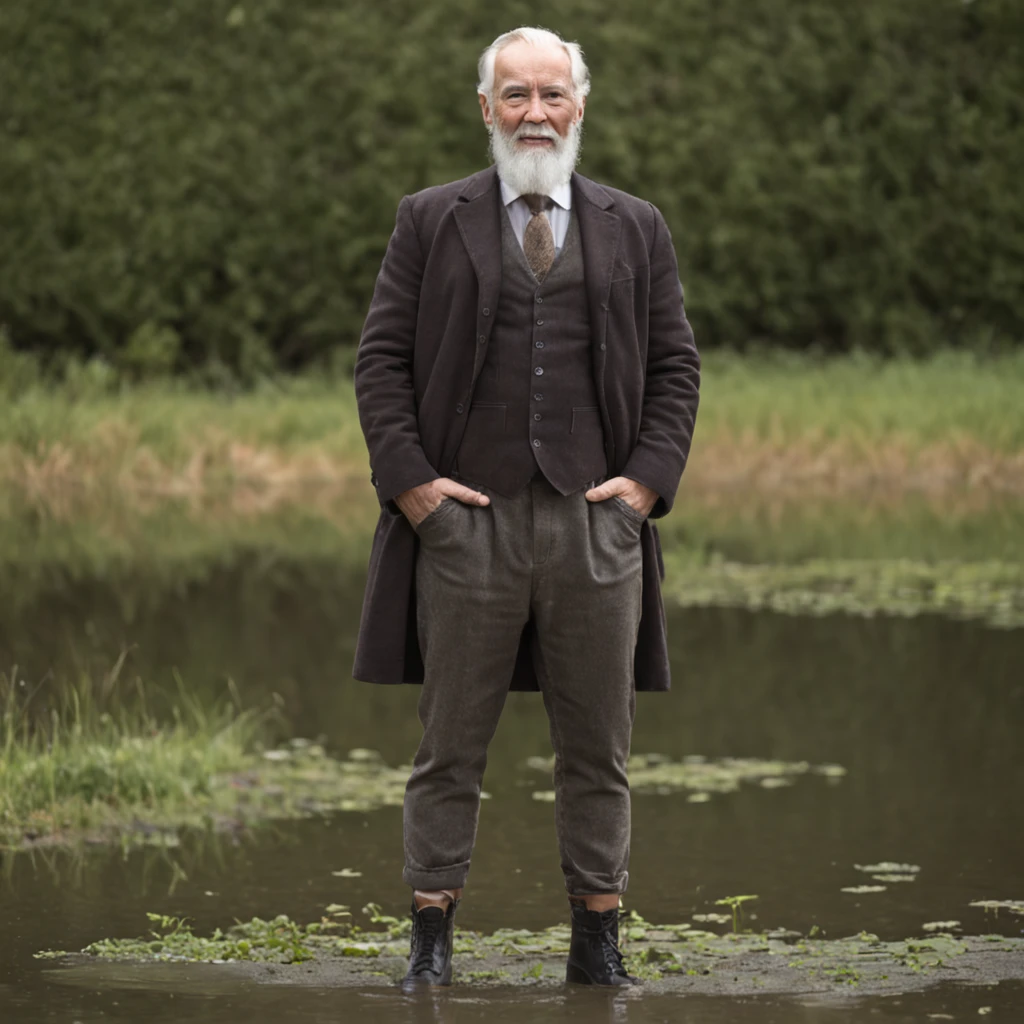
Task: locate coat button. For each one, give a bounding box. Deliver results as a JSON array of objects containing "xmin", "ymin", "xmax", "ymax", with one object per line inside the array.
[
  {"xmin": 533, "ymin": 393, "xmax": 543, "ymax": 401},
  {"xmin": 600, "ymin": 343, "xmax": 607, "ymax": 351},
  {"xmin": 482, "ymin": 308, "xmax": 490, "ymax": 316},
  {"xmin": 534, "ymin": 413, "xmax": 542, "ymax": 421},
  {"xmin": 534, "ymin": 367, "xmax": 544, "ymax": 375},
  {"xmin": 479, "ymin": 335, "xmax": 486, "ymax": 344},
  {"xmin": 456, "ymin": 403, "xmax": 464, "ymax": 414},
  {"xmin": 535, "ymin": 341, "xmax": 544, "ymax": 349},
  {"xmin": 536, "ymin": 319, "xmax": 544, "ymax": 326},
  {"xmin": 536, "ymin": 296, "xmax": 544, "ymax": 303},
  {"xmin": 533, "ymin": 439, "xmax": 542, "ymax": 448}
]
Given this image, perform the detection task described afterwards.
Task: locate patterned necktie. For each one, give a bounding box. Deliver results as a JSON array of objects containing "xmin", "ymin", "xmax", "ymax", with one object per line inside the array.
[{"xmin": 522, "ymin": 193, "xmax": 555, "ymax": 282}]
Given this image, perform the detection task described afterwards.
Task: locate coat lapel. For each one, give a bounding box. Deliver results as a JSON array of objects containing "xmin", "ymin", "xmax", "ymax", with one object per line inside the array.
[
  {"xmin": 572, "ymin": 172, "xmax": 621, "ymax": 345},
  {"xmin": 453, "ymin": 167, "xmax": 502, "ymax": 311}
]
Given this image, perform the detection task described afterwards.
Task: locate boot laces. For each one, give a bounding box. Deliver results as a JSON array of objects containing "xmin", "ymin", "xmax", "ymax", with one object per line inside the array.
[
  {"xmin": 410, "ymin": 909, "xmax": 445, "ymax": 974},
  {"xmin": 601, "ymin": 927, "xmax": 628, "ymax": 976}
]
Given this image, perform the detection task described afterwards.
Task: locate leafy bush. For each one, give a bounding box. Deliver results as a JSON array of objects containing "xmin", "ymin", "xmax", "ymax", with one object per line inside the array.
[{"xmin": 0, "ymin": 0, "xmax": 1021, "ymax": 379}]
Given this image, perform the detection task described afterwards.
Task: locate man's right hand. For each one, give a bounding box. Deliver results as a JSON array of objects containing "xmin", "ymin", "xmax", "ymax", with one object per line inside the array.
[{"xmin": 395, "ymin": 478, "xmax": 490, "ymax": 527}]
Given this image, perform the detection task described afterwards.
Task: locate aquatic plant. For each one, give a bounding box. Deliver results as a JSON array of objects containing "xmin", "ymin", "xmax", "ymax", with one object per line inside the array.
[
  {"xmin": 714, "ymin": 894, "xmax": 759, "ymax": 933},
  {"xmin": 39, "ymin": 905, "xmax": 1024, "ymax": 995},
  {"xmin": 527, "ymin": 753, "xmax": 846, "ymax": 801}
]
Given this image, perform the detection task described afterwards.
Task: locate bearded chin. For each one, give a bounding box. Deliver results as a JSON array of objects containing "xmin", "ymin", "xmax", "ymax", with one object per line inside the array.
[{"xmin": 489, "ymin": 121, "xmax": 582, "ymax": 196}]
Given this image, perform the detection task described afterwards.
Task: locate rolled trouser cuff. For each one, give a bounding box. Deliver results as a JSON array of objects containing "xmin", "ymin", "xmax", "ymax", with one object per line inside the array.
[
  {"xmin": 565, "ymin": 870, "xmax": 629, "ymax": 897},
  {"xmin": 402, "ymin": 861, "xmax": 471, "ymax": 891}
]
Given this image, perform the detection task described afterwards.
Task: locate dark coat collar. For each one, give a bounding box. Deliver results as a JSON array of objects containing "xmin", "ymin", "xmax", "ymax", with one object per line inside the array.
[{"xmin": 456, "ymin": 165, "xmax": 616, "ymax": 211}]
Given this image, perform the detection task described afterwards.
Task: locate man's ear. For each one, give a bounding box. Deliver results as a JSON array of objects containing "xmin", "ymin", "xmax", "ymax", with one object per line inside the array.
[
  {"xmin": 575, "ymin": 94, "xmax": 586, "ymax": 125},
  {"xmin": 478, "ymin": 92, "xmax": 493, "ymax": 128}
]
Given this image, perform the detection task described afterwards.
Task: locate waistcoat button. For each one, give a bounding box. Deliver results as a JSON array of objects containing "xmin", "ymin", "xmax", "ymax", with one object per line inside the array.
[
  {"xmin": 534, "ymin": 367, "xmax": 544, "ymax": 376},
  {"xmin": 482, "ymin": 308, "xmax": 490, "ymax": 316},
  {"xmin": 533, "ymin": 439, "xmax": 542, "ymax": 448},
  {"xmin": 456, "ymin": 403, "xmax": 464, "ymax": 414},
  {"xmin": 536, "ymin": 319, "xmax": 544, "ymax": 326}
]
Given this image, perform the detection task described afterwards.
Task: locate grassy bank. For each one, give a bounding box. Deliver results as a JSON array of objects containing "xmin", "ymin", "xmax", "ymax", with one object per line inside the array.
[
  {"xmin": 2, "ymin": 351, "xmax": 1023, "ymax": 507},
  {"xmin": 0, "ymin": 671, "xmax": 410, "ymax": 851}
]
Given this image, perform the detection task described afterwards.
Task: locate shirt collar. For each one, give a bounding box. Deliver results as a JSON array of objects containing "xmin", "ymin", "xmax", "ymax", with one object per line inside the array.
[{"xmin": 499, "ymin": 176, "xmax": 572, "ymax": 212}]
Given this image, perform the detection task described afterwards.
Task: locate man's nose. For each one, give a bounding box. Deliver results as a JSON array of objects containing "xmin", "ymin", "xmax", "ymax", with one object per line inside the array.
[{"xmin": 524, "ymin": 91, "xmax": 546, "ymax": 122}]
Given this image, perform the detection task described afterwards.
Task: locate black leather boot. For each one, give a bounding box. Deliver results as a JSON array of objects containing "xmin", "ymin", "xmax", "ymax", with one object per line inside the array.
[
  {"xmin": 565, "ymin": 902, "xmax": 639, "ymax": 986},
  {"xmin": 400, "ymin": 899, "xmax": 458, "ymax": 992}
]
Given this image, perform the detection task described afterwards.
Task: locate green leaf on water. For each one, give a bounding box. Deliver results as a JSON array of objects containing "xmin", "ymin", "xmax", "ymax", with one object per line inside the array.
[{"xmin": 854, "ymin": 863, "xmax": 920, "ymax": 874}]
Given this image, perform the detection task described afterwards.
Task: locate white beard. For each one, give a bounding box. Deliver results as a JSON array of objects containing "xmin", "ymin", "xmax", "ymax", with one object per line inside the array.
[{"xmin": 489, "ymin": 119, "xmax": 582, "ymax": 196}]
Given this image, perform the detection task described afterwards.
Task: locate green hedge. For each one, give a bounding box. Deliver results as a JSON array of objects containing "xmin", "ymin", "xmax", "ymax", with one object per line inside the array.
[{"xmin": 1, "ymin": 0, "xmax": 1021, "ymax": 379}]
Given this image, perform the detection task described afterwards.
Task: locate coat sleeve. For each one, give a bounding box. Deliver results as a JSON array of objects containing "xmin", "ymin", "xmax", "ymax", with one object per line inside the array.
[
  {"xmin": 354, "ymin": 195, "xmax": 441, "ymax": 507},
  {"xmin": 621, "ymin": 204, "xmax": 701, "ymax": 518}
]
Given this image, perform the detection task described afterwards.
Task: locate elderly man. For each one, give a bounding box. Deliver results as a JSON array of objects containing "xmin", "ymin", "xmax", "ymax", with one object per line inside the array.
[{"xmin": 353, "ymin": 26, "xmax": 700, "ymax": 989}]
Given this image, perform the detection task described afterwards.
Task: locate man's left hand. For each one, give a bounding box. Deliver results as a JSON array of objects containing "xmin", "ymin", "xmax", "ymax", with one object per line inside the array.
[{"xmin": 584, "ymin": 477, "xmax": 659, "ymax": 517}]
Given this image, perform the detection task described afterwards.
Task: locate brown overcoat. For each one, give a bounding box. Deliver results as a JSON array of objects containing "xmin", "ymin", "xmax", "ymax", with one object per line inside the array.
[{"xmin": 352, "ymin": 166, "xmax": 700, "ymax": 691}]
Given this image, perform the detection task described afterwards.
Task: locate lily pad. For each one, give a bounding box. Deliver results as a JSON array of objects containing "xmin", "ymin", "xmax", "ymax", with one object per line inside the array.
[
  {"xmin": 854, "ymin": 862, "xmax": 920, "ymax": 875},
  {"xmin": 842, "ymin": 886, "xmax": 887, "ymax": 894},
  {"xmin": 527, "ymin": 752, "xmax": 846, "ymax": 802},
  {"xmin": 969, "ymin": 899, "xmax": 1024, "ymax": 916}
]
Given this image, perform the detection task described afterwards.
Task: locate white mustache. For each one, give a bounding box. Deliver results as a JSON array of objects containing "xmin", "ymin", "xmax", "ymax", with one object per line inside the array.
[{"xmin": 511, "ymin": 124, "xmax": 560, "ymax": 142}]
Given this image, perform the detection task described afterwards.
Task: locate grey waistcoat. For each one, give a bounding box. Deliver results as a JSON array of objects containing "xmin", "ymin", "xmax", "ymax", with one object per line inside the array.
[{"xmin": 454, "ymin": 201, "xmax": 608, "ymax": 497}]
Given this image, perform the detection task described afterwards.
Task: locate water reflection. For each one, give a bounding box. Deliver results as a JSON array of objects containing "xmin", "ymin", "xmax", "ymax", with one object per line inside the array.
[{"xmin": 1, "ymin": 530, "xmax": 1023, "ymax": 1023}]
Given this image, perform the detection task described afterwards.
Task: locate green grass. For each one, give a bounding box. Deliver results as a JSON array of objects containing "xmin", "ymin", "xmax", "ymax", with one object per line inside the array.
[
  {"xmin": 2, "ymin": 351, "xmax": 1023, "ymax": 469},
  {"xmin": 695, "ymin": 349, "xmax": 1024, "ymax": 452},
  {"xmin": 0, "ymin": 666, "xmax": 409, "ymax": 851},
  {"xmin": 0, "ymin": 374, "xmax": 366, "ymax": 465},
  {"xmin": 0, "ymin": 666, "xmax": 265, "ymax": 847}
]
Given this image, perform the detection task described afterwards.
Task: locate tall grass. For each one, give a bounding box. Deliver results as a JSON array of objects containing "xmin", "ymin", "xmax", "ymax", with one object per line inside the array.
[
  {"xmin": 0, "ymin": 659, "xmax": 269, "ymax": 847},
  {"xmin": 696, "ymin": 349, "xmax": 1024, "ymax": 452}
]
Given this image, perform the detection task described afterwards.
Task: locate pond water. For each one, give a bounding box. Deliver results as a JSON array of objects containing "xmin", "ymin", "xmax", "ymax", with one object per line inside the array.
[{"xmin": 1, "ymin": 540, "xmax": 1023, "ymax": 1022}]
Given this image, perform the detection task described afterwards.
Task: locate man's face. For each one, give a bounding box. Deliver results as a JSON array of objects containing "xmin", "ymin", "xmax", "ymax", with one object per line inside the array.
[{"xmin": 479, "ymin": 40, "xmax": 585, "ymax": 147}]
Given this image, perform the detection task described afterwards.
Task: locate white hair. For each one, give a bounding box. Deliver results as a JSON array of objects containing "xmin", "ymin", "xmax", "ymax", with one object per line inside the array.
[{"xmin": 477, "ymin": 26, "xmax": 591, "ymax": 105}]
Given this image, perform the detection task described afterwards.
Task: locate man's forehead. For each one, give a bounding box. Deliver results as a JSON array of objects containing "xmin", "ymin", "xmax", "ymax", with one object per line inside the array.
[{"xmin": 493, "ymin": 41, "xmax": 572, "ymax": 88}]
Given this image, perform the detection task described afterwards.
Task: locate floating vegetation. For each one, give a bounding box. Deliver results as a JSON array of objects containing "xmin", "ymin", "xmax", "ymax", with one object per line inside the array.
[
  {"xmin": 969, "ymin": 900, "xmax": 1024, "ymax": 917},
  {"xmin": 661, "ymin": 557, "xmax": 1024, "ymax": 630},
  {"xmin": 526, "ymin": 753, "xmax": 845, "ymax": 801},
  {"xmin": 922, "ymin": 921, "xmax": 961, "ymax": 932},
  {"xmin": 874, "ymin": 874, "xmax": 918, "ymax": 883},
  {"xmin": 842, "ymin": 886, "xmax": 887, "ymax": 894},
  {"xmin": 855, "ymin": 863, "xmax": 921, "ymax": 875},
  {"xmin": 40, "ymin": 906, "xmax": 1024, "ymax": 997}
]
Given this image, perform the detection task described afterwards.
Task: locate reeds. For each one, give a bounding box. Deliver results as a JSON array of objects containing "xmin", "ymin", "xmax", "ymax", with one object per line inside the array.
[{"xmin": 0, "ymin": 659, "xmax": 269, "ymax": 848}]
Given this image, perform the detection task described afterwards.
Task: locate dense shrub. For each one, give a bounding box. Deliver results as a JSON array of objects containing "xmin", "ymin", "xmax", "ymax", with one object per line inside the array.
[{"xmin": 0, "ymin": 0, "xmax": 1021, "ymax": 378}]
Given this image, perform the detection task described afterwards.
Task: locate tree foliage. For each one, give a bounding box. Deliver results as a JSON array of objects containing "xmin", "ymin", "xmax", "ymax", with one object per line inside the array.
[{"xmin": 0, "ymin": 0, "xmax": 1021, "ymax": 378}]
